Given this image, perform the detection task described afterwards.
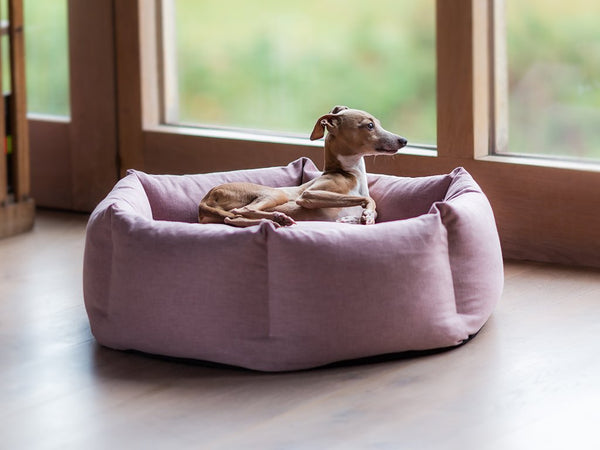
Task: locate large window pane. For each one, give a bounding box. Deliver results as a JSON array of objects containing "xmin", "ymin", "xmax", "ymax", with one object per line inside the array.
[
  {"xmin": 170, "ymin": 0, "xmax": 435, "ymax": 145},
  {"xmin": 24, "ymin": 0, "xmax": 70, "ymax": 116},
  {"xmin": 505, "ymin": 0, "xmax": 600, "ymax": 161}
]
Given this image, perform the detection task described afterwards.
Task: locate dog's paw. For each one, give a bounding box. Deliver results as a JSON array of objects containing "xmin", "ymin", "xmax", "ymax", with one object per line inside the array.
[
  {"xmin": 337, "ymin": 216, "xmax": 361, "ymax": 224},
  {"xmin": 272, "ymin": 212, "xmax": 296, "ymax": 227},
  {"xmin": 360, "ymin": 210, "xmax": 376, "ymax": 225},
  {"xmin": 263, "ymin": 218, "xmax": 282, "ymax": 228}
]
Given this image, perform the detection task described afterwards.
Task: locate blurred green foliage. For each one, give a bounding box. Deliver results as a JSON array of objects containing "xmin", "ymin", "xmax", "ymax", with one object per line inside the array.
[
  {"xmin": 507, "ymin": 0, "xmax": 600, "ymax": 159},
  {"xmin": 22, "ymin": 0, "xmax": 70, "ymax": 116},
  {"xmin": 174, "ymin": 0, "xmax": 436, "ymax": 144}
]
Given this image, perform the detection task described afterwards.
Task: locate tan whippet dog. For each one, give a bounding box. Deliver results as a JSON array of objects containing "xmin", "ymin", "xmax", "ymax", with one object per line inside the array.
[{"xmin": 198, "ymin": 106, "xmax": 408, "ymax": 227}]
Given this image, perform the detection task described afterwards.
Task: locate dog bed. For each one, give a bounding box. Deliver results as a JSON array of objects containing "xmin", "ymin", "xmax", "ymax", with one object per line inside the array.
[{"xmin": 83, "ymin": 158, "xmax": 503, "ymax": 371}]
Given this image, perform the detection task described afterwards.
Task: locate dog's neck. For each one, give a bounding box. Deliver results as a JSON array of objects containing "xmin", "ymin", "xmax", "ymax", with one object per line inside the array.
[{"xmin": 323, "ymin": 144, "xmax": 369, "ymax": 197}]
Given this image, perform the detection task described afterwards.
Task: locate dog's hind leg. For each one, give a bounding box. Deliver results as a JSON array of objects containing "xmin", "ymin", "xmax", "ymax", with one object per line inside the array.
[
  {"xmin": 198, "ymin": 203, "xmax": 239, "ymax": 224},
  {"xmin": 228, "ymin": 191, "xmax": 296, "ymax": 226},
  {"xmin": 223, "ymin": 216, "xmax": 266, "ymax": 227},
  {"xmin": 230, "ymin": 208, "xmax": 296, "ymax": 226},
  {"xmin": 223, "ymin": 215, "xmax": 293, "ymax": 228}
]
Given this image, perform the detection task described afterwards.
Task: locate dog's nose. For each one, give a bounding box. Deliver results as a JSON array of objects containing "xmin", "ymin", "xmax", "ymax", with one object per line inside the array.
[{"xmin": 398, "ymin": 137, "xmax": 408, "ymax": 148}]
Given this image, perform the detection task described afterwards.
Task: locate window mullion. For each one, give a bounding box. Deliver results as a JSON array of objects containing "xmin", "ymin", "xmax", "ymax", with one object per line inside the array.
[{"xmin": 436, "ymin": 0, "xmax": 491, "ymax": 160}]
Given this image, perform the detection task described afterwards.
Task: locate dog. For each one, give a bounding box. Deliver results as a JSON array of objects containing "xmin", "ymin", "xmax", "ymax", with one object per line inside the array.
[{"xmin": 198, "ymin": 106, "xmax": 408, "ymax": 227}]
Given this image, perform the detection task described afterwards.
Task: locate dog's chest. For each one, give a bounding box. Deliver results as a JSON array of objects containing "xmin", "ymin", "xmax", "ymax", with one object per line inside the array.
[
  {"xmin": 334, "ymin": 155, "xmax": 370, "ymax": 222},
  {"xmin": 338, "ymin": 156, "xmax": 369, "ymax": 197},
  {"xmin": 338, "ymin": 169, "xmax": 369, "ymax": 221},
  {"xmin": 349, "ymin": 172, "xmax": 369, "ymax": 197}
]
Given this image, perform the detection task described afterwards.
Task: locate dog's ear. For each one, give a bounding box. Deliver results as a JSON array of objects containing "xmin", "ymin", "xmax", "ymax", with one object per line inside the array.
[
  {"xmin": 310, "ymin": 114, "xmax": 340, "ymax": 140},
  {"xmin": 310, "ymin": 107, "xmax": 347, "ymax": 140},
  {"xmin": 329, "ymin": 105, "xmax": 349, "ymax": 114}
]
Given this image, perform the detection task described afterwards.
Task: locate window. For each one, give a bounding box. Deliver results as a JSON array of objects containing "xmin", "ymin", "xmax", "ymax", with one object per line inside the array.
[
  {"xmin": 27, "ymin": 0, "xmax": 118, "ymax": 212},
  {"xmin": 501, "ymin": 0, "xmax": 600, "ymax": 161},
  {"xmin": 166, "ymin": 0, "xmax": 436, "ymax": 145},
  {"xmin": 23, "ymin": 0, "xmax": 70, "ymax": 116},
  {"xmin": 27, "ymin": 0, "xmax": 600, "ymax": 268},
  {"xmin": 1, "ymin": 0, "xmax": 10, "ymax": 93}
]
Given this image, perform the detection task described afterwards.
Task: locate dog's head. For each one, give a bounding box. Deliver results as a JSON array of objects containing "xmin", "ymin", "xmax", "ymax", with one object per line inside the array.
[{"xmin": 310, "ymin": 106, "xmax": 408, "ymax": 156}]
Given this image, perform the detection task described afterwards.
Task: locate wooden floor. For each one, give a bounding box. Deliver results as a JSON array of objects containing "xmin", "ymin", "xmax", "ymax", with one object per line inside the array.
[{"xmin": 1, "ymin": 210, "xmax": 600, "ymax": 450}]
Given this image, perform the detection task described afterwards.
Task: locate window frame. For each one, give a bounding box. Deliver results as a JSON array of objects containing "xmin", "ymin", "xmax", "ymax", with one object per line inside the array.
[
  {"xmin": 29, "ymin": 0, "xmax": 600, "ymax": 268},
  {"xmin": 29, "ymin": 0, "xmax": 118, "ymax": 211}
]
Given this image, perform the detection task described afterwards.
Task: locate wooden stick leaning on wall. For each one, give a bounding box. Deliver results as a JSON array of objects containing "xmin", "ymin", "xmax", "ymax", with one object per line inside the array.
[
  {"xmin": 0, "ymin": 0, "xmax": 34, "ymax": 239},
  {"xmin": 9, "ymin": 0, "xmax": 30, "ymax": 202},
  {"xmin": 0, "ymin": 19, "xmax": 6, "ymax": 207}
]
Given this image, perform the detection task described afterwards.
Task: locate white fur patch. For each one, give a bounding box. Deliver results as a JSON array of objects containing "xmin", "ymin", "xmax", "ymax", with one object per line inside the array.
[{"xmin": 337, "ymin": 155, "xmax": 369, "ymax": 197}]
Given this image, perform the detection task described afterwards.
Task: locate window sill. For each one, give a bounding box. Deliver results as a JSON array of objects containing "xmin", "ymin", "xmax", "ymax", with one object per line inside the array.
[
  {"xmin": 477, "ymin": 153, "xmax": 600, "ymax": 173},
  {"xmin": 146, "ymin": 124, "xmax": 438, "ymax": 158}
]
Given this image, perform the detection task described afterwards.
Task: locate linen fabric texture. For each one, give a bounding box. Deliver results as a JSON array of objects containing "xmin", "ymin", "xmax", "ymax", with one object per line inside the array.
[{"xmin": 83, "ymin": 158, "xmax": 503, "ymax": 371}]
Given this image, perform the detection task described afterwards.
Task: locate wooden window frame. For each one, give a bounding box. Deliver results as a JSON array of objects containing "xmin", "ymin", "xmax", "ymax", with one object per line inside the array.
[
  {"xmin": 29, "ymin": 0, "xmax": 600, "ymax": 268},
  {"xmin": 29, "ymin": 0, "xmax": 118, "ymax": 212}
]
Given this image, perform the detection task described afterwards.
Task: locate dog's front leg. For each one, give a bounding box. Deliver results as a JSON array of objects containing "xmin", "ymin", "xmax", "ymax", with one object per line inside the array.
[
  {"xmin": 297, "ymin": 190, "xmax": 377, "ymax": 225},
  {"xmin": 296, "ymin": 190, "xmax": 368, "ymax": 209}
]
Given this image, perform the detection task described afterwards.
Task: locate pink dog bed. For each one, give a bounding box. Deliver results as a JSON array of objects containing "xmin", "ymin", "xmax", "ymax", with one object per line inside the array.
[{"xmin": 83, "ymin": 158, "xmax": 503, "ymax": 371}]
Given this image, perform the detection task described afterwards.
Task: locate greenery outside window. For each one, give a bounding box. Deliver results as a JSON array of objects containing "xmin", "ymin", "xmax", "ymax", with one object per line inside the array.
[
  {"xmin": 23, "ymin": 0, "xmax": 70, "ymax": 117},
  {"xmin": 500, "ymin": 0, "xmax": 600, "ymax": 162},
  {"xmin": 166, "ymin": 0, "xmax": 436, "ymax": 147}
]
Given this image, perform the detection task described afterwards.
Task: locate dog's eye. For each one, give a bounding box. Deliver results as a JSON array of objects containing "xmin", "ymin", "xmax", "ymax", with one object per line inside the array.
[{"xmin": 367, "ymin": 122, "xmax": 374, "ymax": 130}]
